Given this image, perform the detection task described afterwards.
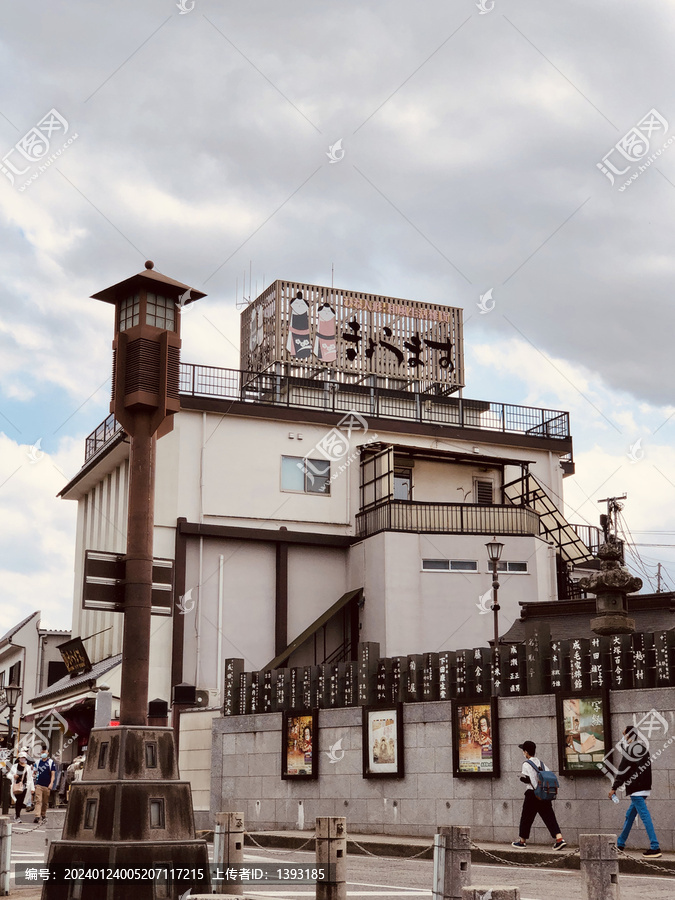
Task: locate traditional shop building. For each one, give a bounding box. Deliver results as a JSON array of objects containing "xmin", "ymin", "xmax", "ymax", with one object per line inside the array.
[
  {"xmin": 56, "ymin": 277, "xmax": 598, "ymax": 719},
  {"xmin": 0, "ymin": 612, "xmax": 70, "ymax": 748}
]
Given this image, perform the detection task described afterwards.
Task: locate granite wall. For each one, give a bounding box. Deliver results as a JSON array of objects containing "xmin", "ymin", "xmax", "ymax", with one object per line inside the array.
[{"xmin": 210, "ymin": 688, "xmax": 675, "ymax": 849}]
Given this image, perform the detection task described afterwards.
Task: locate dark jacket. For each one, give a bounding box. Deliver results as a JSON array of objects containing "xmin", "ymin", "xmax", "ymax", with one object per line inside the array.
[{"xmin": 611, "ymin": 739, "xmax": 652, "ymax": 795}]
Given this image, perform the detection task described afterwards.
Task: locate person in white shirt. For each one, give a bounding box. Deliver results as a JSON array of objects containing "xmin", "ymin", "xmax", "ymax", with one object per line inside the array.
[
  {"xmin": 6, "ymin": 752, "xmax": 35, "ymax": 824},
  {"xmin": 512, "ymin": 740, "xmax": 566, "ymax": 850}
]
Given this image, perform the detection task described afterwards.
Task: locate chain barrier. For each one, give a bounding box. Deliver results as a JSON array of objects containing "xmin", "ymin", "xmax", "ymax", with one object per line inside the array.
[
  {"xmin": 470, "ymin": 840, "xmax": 580, "ymax": 868},
  {"xmin": 244, "ymin": 832, "xmax": 314, "ymax": 854},
  {"xmin": 350, "ymin": 839, "xmax": 434, "ymax": 860},
  {"xmin": 616, "ymin": 847, "xmax": 674, "ymax": 875}
]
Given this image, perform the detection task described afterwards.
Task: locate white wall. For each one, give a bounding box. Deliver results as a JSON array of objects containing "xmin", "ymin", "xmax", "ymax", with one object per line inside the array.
[{"xmin": 360, "ymin": 532, "xmax": 548, "ymax": 656}]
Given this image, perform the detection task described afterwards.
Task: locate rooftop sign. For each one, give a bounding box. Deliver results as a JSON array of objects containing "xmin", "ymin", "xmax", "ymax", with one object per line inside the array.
[{"xmin": 240, "ymin": 281, "xmax": 464, "ymax": 390}]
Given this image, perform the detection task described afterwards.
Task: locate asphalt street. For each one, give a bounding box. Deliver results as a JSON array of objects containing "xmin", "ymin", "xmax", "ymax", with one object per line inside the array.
[{"xmin": 7, "ymin": 828, "xmax": 675, "ymax": 898}]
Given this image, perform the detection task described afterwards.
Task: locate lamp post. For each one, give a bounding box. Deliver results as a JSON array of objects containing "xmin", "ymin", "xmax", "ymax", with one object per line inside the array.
[
  {"xmin": 485, "ymin": 538, "xmax": 504, "ymax": 697},
  {"xmin": 44, "ymin": 263, "xmax": 210, "ymax": 899},
  {"xmin": 1, "ymin": 681, "xmax": 21, "ymax": 815}
]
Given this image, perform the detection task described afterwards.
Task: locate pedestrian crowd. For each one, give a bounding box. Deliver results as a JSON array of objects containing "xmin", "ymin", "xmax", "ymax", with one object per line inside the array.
[{"xmin": 5, "ymin": 747, "xmax": 85, "ymax": 825}]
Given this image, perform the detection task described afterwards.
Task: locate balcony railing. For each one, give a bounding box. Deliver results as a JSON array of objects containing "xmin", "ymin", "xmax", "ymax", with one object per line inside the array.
[
  {"xmin": 355, "ymin": 499, "xmax": 541, "ymax": 539},
  {"xmin": 84, "ymin": 413, "xmax": 123, "ymax": 462},
  {"xmin": 83, "ymin": 363, "xmax": 572, "ymax": 463},
  {"xmin": 179, "ymin": 364, "xmax": 570, "ymax": 435}
]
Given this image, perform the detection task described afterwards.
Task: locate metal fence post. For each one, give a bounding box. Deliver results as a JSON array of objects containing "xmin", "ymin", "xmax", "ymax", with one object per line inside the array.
[
  {"xmin": 579, "ymin": 833, "xmax": 621, "ymax": 900},
  {"xmin": 315, "ymin": 816, "xmax": 346, "ymax": 900},
  {"xmin": 432, "ymin": 825, "xmax": 471, "ymax": 900},
  {"xmin": 213, "ymin": 811, "xmax": 245, "ymax": 895},
  {"xmin": 0, "ymin": 817, "xmax": 10, "ymax": 897}
]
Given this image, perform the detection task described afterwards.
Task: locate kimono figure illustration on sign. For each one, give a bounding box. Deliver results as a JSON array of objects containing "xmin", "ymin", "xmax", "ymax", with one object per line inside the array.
[
  {"xmin": 314, "ymin": 303, "xmax": 337, "ymax": 362},
  {"xmin": 287, "ymin": 291, "xmax": 312, "ymax": 359}
]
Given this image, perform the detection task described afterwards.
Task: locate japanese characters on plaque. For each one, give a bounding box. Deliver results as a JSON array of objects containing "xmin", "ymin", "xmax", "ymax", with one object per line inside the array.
[
  {"xmin": 406, "ymin": 655, "xmax": 424, "ymax": 701},
  {"xmin": 223, "ymin": 658, "xmax": 244, "ymax": 716},
  {"xmin": 344, "ymin": 662, "xmax": 355, "ymax": 706},
  {"xmin": 329, "ymin": 664, "xmax": 340, "ymax": 707},
  {"xmin": 240, "ymin": 281, "xmax": 464, "ymax": 390},
  {"xmin": 275, "ymin": 671, "xmax": 287, "ymax": 711},
  {"xmin": 655, "ymin": 632, "xmax": 671, "ymax": 686},
  {"xmin": 550, "ymin": 641, "xmax": 564, "ymax": 691},
  {"xmin": 376, "ymin": 659, "xmax": 389, "ymax": 704},
  {"xmin": 289, "ymin": 667, "xmax": 300, "ymax": 709},
  {"xmin": 456, "ymin": 652, "xmax": 467, "ymax": 698},
  {"xmin": 590, "ymin": 637, "xmax": 605, "ymax": 690},
  {"xmin": 569, "ymin": 639, "xmax": 590, "ymax": 692},
  {"xmin": 438, "ymin": 652, "xmax": 452, "ymax": 701},
  {"xmin": 263, "ymin": 670, "xmax": 273, "ymax": 713},
  {"xmin": 507, "ymin": 644, "xmax": 525, "ymax": 695},
  {"xmin": 391, "ymin": 657, "xmax": 403, "ymax": 704},
  {"xmin": 250, "ymin": 672, "xmax": 260, "ymax": 713}
]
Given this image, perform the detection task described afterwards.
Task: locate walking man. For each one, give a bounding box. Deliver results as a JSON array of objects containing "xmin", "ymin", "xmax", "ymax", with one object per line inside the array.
[
  {"xmin": 33, "ymin": 746, "xmax": 56, "ymax": 825},
  {"xmin": 608, "ymin": 725, "xmax": 661, "ymax": 858},
  {"xmin": 512, "ymin": 740, "xmax": 566, "ymax": 850}
]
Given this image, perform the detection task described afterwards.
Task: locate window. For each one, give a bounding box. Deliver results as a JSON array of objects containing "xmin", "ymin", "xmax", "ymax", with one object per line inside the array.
[
  {"xmin": 8, "ymin": 661, "xmax": 20, "ymax": 687},
  {"xmin": 84, "ymin": 799, "xmax": 97, "ymax": 829},
  {"xmin": 119, "ymin": 293, "xmax": 140, "ymax": 331},
  {"xmin": 281, "ymin": 456, "xmax": 331, "ymax": 494},
  {"xmin": 149, "ymin": 799, "xmax": 166, "ymax": 829},
  {"xmin": 97, "ymin": 743, "xmax": 109, "ymax": 769},
  {"xmin": 146, "ymin": 292, "xmax": 175, "ymax": 330},
  {"xmin": 488, "ymin": 561, "xmax": 529, "ymax": 574},
  {"xmin": 393, "ymin": 468, "xmax": 412, "ymax": 501},
  {"xmin": 145, "ymin": 742, "xmax": 158, "ymax": 768},
  {"xmin": 422, "ymin": 559, "xmax": 478, "ymax": 572},
  {"xmin": 474, "ymin": 479, "xmax": 494, "ymax": 505}
]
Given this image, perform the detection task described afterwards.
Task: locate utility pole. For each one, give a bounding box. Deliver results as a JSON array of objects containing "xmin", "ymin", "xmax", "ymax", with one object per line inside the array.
[
  {"xmin": 598, "ymin": 495, "xmax": 627, "ymax": 541},
  {"xmin": 657, "ymin": 563, "xmax": 662, "ymax": 593}
]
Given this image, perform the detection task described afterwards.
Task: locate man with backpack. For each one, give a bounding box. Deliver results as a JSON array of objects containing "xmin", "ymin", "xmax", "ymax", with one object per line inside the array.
[
  {"xmin": 512, "ymin": 740, "xmax": 567, "ymax": 850},
  {"xmin": 608, "ymin": 725, "xmax": 662, "ymax": 859}
]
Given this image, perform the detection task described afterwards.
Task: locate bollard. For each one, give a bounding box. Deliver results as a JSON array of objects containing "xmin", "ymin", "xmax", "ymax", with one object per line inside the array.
[
  {"xmin": 44, "ymin": 809, "xmax": 67, "ymax": 864},
  {"xmin": 579, "ymin": 834, "xmax": 621, "ymax": 900},
  {"xmin": 0, "ymin": 817, "xmax": 10, "ymax": 897},
  {"xmin": 213, "ymin": 811, "xmax": 245, "ymax": 895},
  {"xmin": 462, "ymin": 889, "xmax": 520, "ymax": 900},
  {"xmin": 315, "ymin": 816, "xmax": 347, "ymax": 900},
  {"xmin": 432, "ymin": 825, "xmax": 472, "ymax": 900}
]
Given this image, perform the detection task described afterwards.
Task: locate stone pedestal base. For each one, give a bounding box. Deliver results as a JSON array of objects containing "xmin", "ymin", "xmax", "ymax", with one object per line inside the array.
[
  {"xmin": 41, "ymin": 726, "xmax": 210, "ymax": 900},
  {"xmin": 591, "ymin": 614, "xmax": 635, "ymax": 635}
]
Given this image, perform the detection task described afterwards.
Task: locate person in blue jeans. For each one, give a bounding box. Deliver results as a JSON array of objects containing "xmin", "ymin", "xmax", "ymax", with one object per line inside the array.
[{"xmin": 608, "ymin": 725, "xmax": 661, "ymax": 859}]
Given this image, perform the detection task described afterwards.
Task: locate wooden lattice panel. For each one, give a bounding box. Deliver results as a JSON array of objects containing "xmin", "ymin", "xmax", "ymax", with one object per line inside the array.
[{"xmin": 240, "ymin": 280, "xmax": 464, "ymax": 390}]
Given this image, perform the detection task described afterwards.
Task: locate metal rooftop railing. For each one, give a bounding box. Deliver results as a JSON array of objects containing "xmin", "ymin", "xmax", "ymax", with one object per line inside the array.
[{"xmin": 84, "ymin": 363, "xmax": 572, "ymax": 464}]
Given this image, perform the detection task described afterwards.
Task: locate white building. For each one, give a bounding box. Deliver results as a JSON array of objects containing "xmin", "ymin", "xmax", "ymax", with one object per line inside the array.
[
  {"xmin": 0, "ymin": 612, "xmax": 70, "ymax": 748},
  {"xmin": 57, "ymin": 278, "xmax": 598, "ymax": 725}
]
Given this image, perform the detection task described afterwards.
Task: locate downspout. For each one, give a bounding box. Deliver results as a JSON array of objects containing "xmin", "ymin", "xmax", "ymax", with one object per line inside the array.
[{"xmin": 217, "ymin": 554, "xmax": 224, "ymax": 702}]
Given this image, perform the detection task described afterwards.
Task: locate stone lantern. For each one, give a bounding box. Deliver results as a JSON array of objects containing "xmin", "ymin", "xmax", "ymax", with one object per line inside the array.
[{"xmin": 580, "ymin": 537, "xmax": 640, "ymax": 635}]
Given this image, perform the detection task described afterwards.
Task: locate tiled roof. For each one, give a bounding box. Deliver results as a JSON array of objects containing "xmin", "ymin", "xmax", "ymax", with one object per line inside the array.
[{"xmin": 29, "ymin": 654, "xmax": 122, "ymax": 705}]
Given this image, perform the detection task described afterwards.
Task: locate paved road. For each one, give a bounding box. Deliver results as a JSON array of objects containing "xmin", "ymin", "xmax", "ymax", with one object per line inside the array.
[{"xmin": 8, "ymin": 829, "xmax": 675, "ymax": 898}]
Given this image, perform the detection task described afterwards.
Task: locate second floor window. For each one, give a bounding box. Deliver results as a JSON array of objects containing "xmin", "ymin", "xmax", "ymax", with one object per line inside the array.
[{"xmin": 281, "ymin": 456, "xmax": 331, "ymax": 495}]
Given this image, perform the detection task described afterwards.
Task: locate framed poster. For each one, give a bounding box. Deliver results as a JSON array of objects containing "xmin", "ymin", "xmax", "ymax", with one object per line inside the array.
[
  {"xmin": 556, "ymin": 691, "xmax": 610, "ymax": 776},
  {"xmin": 362, "ymin": 704, "xmax": 405, "ymax": 778},
  {"xmin": 452, "ymin": 699, "xmax": 500, "ymax": 777},
  {"xmin": 281, "ymin": 709, "xmax": 318, "ymax": 780}
]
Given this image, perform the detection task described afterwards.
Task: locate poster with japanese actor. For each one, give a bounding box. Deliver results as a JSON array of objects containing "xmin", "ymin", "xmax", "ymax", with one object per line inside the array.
[
  {"xmin": 362, "ymin": 704, "xmax": 404, "ymax": 778},
  {"xmin": 452, "ymin": 699, "xmax": 500, "ymax": 777},
  {"xmin": 281, "ymin": 709, "xmax": 318, "ymax": 780}
]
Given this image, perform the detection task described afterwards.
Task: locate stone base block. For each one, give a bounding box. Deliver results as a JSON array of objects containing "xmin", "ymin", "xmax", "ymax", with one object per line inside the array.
[{"xmin": 41, "ymin": 839, "xmax": 210, "ymax": 900}]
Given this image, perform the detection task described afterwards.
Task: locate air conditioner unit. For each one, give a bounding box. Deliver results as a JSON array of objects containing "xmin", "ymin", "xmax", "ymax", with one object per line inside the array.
[{"xmin": 194, "ymin": 689, "xmax": 210, "ymax": 708}]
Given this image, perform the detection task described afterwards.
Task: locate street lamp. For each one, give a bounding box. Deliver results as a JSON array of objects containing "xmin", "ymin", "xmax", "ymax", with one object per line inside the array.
[
  {"xmin": 1, "ymin": 680, "xmax": 21, "ymax": 815},
  {"xmin": 486, "ymin": 538, "xmax": 504, "ymax": 697}
]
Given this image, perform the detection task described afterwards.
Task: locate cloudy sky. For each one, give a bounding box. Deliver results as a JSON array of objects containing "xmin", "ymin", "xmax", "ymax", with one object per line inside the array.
[{"xmin": 1, "ymin": 0, "xmax": 674, "ymax": 632}]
